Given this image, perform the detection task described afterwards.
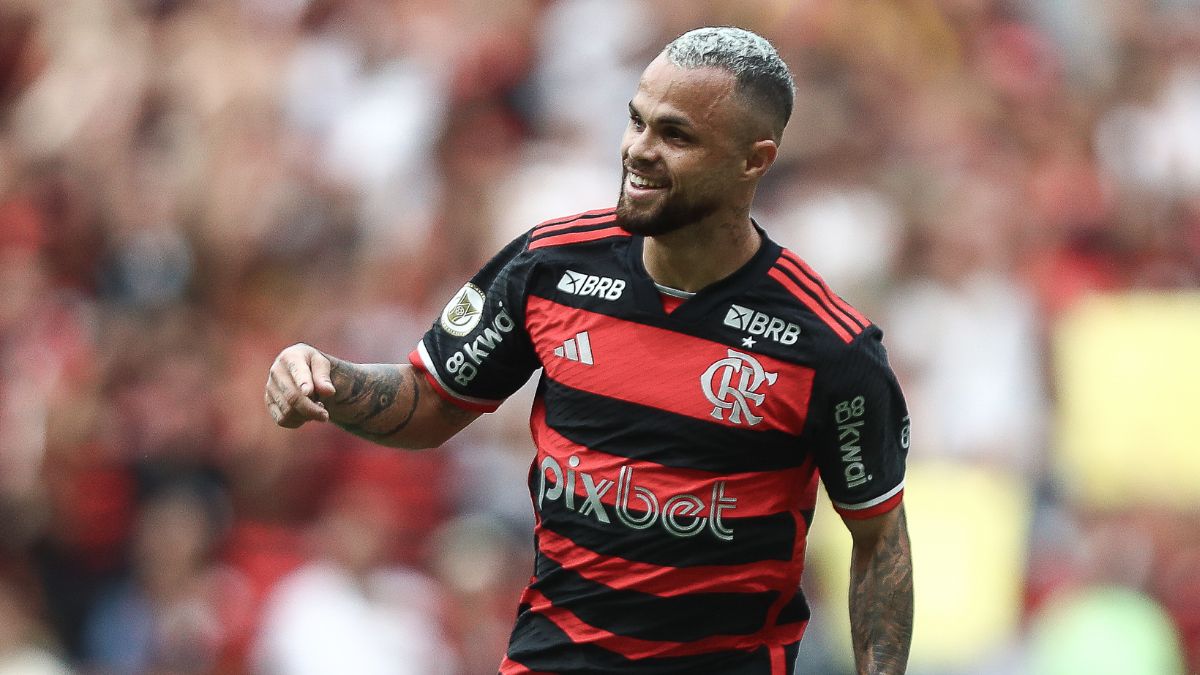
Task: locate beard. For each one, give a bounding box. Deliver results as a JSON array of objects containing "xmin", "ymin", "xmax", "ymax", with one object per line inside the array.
[{"xmin": 614, "ymin": 170, "xmax": 720, "ymax": 236}]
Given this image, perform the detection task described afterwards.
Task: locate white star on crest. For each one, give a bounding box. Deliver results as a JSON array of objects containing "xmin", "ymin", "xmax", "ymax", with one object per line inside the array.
[{"xmin": 741, "ymin": 336, "xmax": 756, "ymax": 348}]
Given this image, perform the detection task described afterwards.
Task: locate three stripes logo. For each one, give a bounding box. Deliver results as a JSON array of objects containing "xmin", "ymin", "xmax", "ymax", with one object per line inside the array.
[{"xmin": 553, "ymin": 331, "xmax": 594, "ymax": 365}]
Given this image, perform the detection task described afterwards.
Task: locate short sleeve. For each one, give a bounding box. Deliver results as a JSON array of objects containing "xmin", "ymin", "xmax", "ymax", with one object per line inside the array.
[
  {"xmin": 410, "ymin": 233, "xmax": 541, "ymax": 412},
  {"xmin": 812, "ymin": 327, "xmax": 910, "ymax": 519}
]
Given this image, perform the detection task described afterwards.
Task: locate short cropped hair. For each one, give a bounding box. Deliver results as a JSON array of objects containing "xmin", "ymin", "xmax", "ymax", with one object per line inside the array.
[{"xmin": 663, "ymin": 27, "xmax": 796, "ymax": 141}]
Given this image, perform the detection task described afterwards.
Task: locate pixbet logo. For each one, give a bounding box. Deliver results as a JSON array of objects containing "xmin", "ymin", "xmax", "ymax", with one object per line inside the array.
[
  {"xmin": 701, "ymin": 349, "xmax": 778, "ymax": 426},
  {"xmin": 537, "ymin": 455, "xmax": 737, "ymax": 541}
]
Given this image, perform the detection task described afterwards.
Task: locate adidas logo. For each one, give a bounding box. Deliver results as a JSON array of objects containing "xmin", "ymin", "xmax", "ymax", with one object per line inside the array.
[{"xmin": 553, "ymin": 331, "xmax": 594, "ymax": 365}]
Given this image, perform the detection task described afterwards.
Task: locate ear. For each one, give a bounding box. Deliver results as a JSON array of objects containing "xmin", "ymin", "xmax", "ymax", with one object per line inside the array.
[{"xmin": 743, "ymin": 139, "xmax": 778, "ymax": 180}]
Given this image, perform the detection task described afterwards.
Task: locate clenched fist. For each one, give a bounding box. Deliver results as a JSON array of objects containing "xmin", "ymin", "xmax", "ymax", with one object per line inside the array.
[{"xmin": 264, "ymin": 343, "xmax": 337, "ymax": 428}]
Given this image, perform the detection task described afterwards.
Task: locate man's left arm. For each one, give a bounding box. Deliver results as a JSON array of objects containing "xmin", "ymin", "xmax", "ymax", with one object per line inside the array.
[{"xmin": 844, "ymin": 504, "xmax": 913, "ymax": 675}]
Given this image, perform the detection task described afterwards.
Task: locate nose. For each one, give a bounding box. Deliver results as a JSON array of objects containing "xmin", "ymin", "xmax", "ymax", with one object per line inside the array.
[{"xmin": 622, "ymin": 126, "xmax": 658, "ymax": 168}]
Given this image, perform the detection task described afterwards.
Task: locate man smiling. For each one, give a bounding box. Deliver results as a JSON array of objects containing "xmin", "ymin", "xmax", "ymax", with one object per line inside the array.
[{"xmin": 266, "ymin": 27, "xmax": 913, "ymax": 675}]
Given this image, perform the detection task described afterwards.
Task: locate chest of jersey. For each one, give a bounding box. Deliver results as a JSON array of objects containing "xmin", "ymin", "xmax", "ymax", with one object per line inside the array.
[
  {"xmin": 526, "ymin": 295, "xmax": 812, "ymax": 435},
  {"xmin": 525, "ymin": 261, "xmax": 817, "ymax": 437}
]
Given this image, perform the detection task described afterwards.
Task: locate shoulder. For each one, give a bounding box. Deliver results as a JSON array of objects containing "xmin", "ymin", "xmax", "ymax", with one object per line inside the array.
[
  {"xmin": 760, "ymin": 245, "xmax": 875, "ymax": 350},
  {"xmin": 472, "ymin": 207, "xmax": 626, "ymax": 280},
  {"xmin": 523, "ymin": 207, "xmax": 629, "ymax": 253},
  {"xmin": 478, "ymin": 207, "xmax": 628, "ymax": 296}
]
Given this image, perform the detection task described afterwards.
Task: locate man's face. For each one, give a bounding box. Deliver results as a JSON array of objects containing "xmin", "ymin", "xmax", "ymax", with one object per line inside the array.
[{"xmin": 616, "ymin": 56, "xmax": 750, "ymax": 236}]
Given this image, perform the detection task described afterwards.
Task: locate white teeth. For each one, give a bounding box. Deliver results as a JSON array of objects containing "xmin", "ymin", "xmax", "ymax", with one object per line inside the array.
[{"xmin": 629, "ymin": 174, "xmax": 665, "ymax": 189}]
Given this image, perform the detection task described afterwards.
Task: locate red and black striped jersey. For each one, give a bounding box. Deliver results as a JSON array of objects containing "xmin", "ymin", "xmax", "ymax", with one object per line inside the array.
[{"xmin": 410, "ymin": 207, "xmax": 909, "ymax": 675}]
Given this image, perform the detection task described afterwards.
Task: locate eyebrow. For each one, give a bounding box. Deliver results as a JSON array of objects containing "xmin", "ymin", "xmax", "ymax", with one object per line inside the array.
[{"xmin": 628, "ymin": 101, "xmax": 695, "ymax": 130}]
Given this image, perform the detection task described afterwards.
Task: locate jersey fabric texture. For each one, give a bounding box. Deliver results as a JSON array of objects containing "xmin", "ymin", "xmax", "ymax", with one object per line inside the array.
[{"xmin": 410, "ymin": 208, "xmax": 910, "ymax": 675}]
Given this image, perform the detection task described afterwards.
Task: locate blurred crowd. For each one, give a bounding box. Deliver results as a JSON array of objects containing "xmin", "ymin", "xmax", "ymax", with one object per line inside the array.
[{"xmin": 0, "ymin": 0, "xmax": 1198, "ymax": 673}]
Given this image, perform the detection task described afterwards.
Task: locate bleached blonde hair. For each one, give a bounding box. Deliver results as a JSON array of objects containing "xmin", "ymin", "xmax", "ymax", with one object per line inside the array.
[{"xmin": 664, "ymin": 27, "xmax": 796, "ymax": 140}]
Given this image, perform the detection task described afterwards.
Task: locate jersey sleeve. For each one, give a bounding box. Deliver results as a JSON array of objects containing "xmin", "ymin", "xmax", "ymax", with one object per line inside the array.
[
  {"xmin": 812, "ymin": 326, "xmax": 910, "ymax": 519},
  {"xmin": 409, "ymin": 233, "xmax": 541, "ymax": 412}
]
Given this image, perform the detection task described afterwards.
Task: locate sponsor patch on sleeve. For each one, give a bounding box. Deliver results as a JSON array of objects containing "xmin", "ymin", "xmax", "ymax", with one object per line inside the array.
[{"xmin": 439, "ymin": 283, "xmax": 485, "ymax": 336}]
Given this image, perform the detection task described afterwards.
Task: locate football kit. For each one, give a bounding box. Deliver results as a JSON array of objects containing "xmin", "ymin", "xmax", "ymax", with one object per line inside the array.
[{"xmin": 411, "ymin": 208, "xmax": 909, "ymax": 675}]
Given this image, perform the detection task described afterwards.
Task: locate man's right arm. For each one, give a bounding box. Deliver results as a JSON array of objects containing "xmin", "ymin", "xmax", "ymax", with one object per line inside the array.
[{"xmin": 264, "ymin": 343, "xmax": 480, "ymax": 449}]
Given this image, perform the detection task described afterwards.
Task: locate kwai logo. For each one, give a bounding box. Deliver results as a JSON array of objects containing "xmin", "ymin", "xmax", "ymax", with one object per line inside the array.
[
  {"xmin": 835, "ymin": 395, "xmax": 871, "ymax": 488},
  {"xmin": 537, "ymin": 455, "xmax": 737, "ymax": 541},
  {"xmin": 701, "ymin": 349, "xmax": 778, "ymax": 426},
  {"xmin": 444, "ymin": 309, "xmax": 516, "ymax": 387}
]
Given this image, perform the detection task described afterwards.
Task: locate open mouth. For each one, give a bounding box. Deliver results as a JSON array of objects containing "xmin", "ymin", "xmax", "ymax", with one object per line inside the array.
[{"xmin": 625, "ymin": 172, "xmax": 669, "ymax": 195}]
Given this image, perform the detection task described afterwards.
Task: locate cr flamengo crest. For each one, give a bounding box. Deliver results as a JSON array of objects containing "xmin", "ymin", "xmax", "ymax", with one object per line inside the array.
[{"xmin": 701, "ymin": 349, "xmax": 777, "ymax": 426}]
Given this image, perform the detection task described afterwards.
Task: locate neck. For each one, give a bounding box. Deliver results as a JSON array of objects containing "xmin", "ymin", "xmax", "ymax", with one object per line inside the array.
[{"xmin": 642, "ymin": 211, "xmax": 761, "ymax": 292}]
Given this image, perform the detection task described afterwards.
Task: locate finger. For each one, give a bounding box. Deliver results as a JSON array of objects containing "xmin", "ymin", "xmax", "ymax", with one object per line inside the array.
[
  {"xmin": 265, "ymin": 375, "xmax": 284, "ymax": 419},
  {"xmin": 285, "ymin": 355, "xmax": 314, "ymax": 397},
  {"xmin": 268, "ymin": 358, "xmax": 315, "ymax": 428},
  {"xmin": 310, "ymin": 352, "xmax": 335, "ymax": 398},
  {"xmin": 284, "ymin": 385, "xmax": 329, "ymax": 421},
  {"xmin": 265, "ymin": 393, "xmax": 282, "ymax": 424},
  {"xmin": 267, "ymin": 367, "xmax": 292, "ymax": 405},
  {"xmin": 266, "ymin": 383, "xmax": 293, "ymax": 420},
  {"xmin": 267, "ymin": 375, "xmax": 308, "ymax": 424}
]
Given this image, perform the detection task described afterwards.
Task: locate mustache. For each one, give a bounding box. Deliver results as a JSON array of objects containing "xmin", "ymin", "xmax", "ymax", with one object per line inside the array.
[{"xmin": 623, "ymin": 160, "xmax": 662, "ymax": 175}]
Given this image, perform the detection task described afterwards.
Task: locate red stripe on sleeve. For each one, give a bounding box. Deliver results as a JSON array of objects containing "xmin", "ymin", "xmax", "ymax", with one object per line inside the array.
[
  {"xmin": 531, "ymin": 208, "xmax": 617, "ymax": 234},
  {"xmin": 767, "ymin": 269, "xmax": 854, "ymax": 343},
  {"xmin": 835, "ymin": 489, "xmax": 904, "ymax": 520},
  {"xmin": 527, "ymin": 226, "xmax": 631, "ymax": 250},
  {"xmin": 498, "ymin": 658, "xmax": 554, "ymax": 675},
  {"xmin": 777, "ymin": 249, "xmax": 873, "ymax": 329},
  {"xmin": 780, "ymin": 251, "xmax": 870, "ymax": 329},
  {"xmin": 775, "ymin": 256, "xmax": 863, "ymax": 334},
  {"xmin": 408, "ymin": 348, "xmax": 500, "ymax": 413},
  {"xmin": 531, "ymin": 213, "xmax": 617, "ymax": 239}
]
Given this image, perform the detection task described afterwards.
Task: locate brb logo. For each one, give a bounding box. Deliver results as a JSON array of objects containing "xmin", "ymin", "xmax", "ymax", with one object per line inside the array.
[
  {"xmin": 557, "ymin": 269, "xmax": 625, "ymax": 301},
  {"xmin": 701, "ymin": 350, "xmax": 778, "ymax": 426},
  {"xmin": 537, "ymin": 455, "xmax": 737, "ymax": 541},
  {"xmin": 723, "ymin": 304, "xmax": 801, "ymax": 345}
]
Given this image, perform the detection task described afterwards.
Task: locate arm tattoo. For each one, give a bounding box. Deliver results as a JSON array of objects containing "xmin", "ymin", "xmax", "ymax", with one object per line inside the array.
[
  {"xmin": 326, "ymin": 360, "xmax": 420, "ymax": 441},
  {"xmin": 849, "ymin": 508, "xmax": 913, "ymax": 674}
]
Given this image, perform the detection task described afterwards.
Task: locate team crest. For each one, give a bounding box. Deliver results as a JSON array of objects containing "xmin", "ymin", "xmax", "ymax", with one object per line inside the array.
[
  {"xmin": 701, "ymin": 349, "xmax": 777, "ymax": 426},
  {"xmin": 440, "ymin": 283, "xmax": 485, "ymax": 336}
]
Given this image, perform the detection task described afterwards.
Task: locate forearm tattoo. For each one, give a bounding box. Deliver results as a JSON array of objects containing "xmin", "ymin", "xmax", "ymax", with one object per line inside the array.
[
  {"xmin": 326, "ymin": 360, "xmax": 420, "ymax": 441},
  {"xmin": 849, "ymin": 509, "xmax": 913, "ymax": 674}
]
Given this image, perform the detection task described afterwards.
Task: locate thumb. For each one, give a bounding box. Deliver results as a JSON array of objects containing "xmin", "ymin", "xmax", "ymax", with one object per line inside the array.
[{"xmin": 310, "ymin": 351, "xmax": 336, "ymax": 398}]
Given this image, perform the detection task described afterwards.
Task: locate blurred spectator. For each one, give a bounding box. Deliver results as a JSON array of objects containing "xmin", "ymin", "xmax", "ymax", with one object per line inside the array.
[
  {"xmin": 882, "ymin": 183, "xmax": 1048, "ymax": 474},
  {"xmin": 82, "ymin": 484, "xmax": 236, "ymax": 674},
  {"xmin": 428, "ymin": 514, "xmax": 531, "ymax": 675},
  {"xmin": 252, "ymin": 478, "xmax": 457, "ymax": 675},
  {"xmin": 0, "ymin": 578, "xmax": 73, "ymax": 675}
]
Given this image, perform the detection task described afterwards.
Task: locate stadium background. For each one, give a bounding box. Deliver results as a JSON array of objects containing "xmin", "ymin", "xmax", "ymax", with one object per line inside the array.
[{"xmin": 1, "ymin": 0, "xmax": 1198, "ymax": 673}]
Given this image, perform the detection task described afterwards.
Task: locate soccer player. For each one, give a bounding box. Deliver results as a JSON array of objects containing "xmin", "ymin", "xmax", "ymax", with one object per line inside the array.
[{"xmin": 265, "ymin": 26, "xmax": 913, "ymax": 675}]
